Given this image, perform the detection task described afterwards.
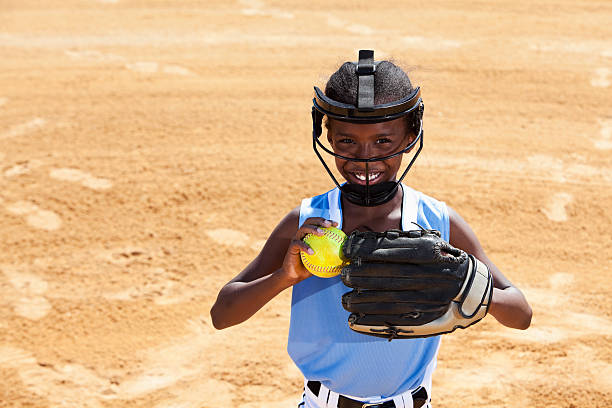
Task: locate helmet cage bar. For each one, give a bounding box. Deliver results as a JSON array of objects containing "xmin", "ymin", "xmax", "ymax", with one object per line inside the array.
[
  {"xmin": 311, "ymin": 113, "xmax": 424, "ymax": 206},
  {"xmin": 312, "ymin": 113, "xmax": 422, "ymax": 163},
  {"xmin": 356, "ymin": 49, "xmax": 376, "ymax": 110}
]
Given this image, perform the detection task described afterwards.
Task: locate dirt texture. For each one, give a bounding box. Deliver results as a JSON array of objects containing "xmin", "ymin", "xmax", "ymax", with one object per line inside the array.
[{"xmin": 1, "ymin": 1, "xmax": 611, "ymax": 407}]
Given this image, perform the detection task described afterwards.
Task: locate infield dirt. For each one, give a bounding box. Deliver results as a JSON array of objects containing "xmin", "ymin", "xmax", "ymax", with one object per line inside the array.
[{"xmin": 1, "ymin": 1, "xmax": 611, "ymax": 407}]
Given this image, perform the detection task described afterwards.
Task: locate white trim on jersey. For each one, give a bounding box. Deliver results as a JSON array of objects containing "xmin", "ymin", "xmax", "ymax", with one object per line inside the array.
[
  {"xmin": 327, "ymin": 187, "xmax": 342, "ymax": 227},
  {"xmin": 400, "ymin": 184, "xmax": 419, "ymax": 231}
]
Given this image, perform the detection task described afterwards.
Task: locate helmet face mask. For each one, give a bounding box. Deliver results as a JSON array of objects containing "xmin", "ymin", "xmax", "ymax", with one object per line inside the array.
[{"xmin": 311, "ymin": 50, "xmax": 425, "ymax": 207}]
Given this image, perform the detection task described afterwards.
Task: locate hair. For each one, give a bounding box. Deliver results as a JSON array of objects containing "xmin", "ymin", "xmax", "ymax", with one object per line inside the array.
[
  {"xmin": 324, "ymin": 61, "xmax": 417, "ymax": 135},
  {"xmin": 325, "ymin": 61, "xmax": 414, "ymax": 105}
]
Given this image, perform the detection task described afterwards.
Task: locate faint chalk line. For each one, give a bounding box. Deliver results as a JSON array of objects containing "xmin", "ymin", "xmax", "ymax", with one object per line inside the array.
[
  {"xmin": 404, "ymin": 36, "xmax": 461, "ymax": 49},
  {"xmin": 161, "ymin": 65, "xmax": 195, "ymax": 76},
  {"xmin": 126, "ymin": 62, "xmax": 195, "ymax": 76},
  {"xmin": 64, "ymin": 49, "xmax": 126, "ymax": 63},
  {"xmin": 529, "ymin": 40, "xmax": 611, "ymax": 56},
  {"xmin": 240, "ymin": 0, "xmax": 294, "ymax": 19},
  {"xmin": 125, "ymin": 61, "xmax": 159, "ymax": 74},
  {"xmin": 326, "ymin": 16, "xmax": 375, "ymax": 36}
]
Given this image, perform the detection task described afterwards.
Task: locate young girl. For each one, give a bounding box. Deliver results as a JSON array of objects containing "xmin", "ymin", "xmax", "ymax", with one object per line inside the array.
[{"xmin": 211, "ymin": 50, "xmax": 532, "ymax": 408}]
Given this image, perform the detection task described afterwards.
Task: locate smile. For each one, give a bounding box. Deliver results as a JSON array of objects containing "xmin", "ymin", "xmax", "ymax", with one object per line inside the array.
[{"xmin": 349, "ymin": 171, "xmax": 383, "ymax": 184}]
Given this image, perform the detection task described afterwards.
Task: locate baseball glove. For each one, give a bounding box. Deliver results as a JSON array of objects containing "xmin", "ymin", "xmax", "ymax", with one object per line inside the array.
[{"xmin": 340, "ymin": 228, "xmax": 493, "ymax": 340}]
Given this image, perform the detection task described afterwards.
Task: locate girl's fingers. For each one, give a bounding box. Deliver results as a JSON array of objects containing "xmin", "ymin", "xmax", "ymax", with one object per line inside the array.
[
  {"xmin": 289, "ymin": 239, "xmax": 314, "ymax": 255},
  {"xmin": 302, "ymin": 217, "xmax": 329, "ymax": 226},
  {"xmin": 301, "ymin": 218, "xmax": 338, "ymax": 228},
  {"xmin": 297, "ymin": 224, "xmax": 326, "ymax": 239},
  {"xmin": 298, "ymin": 218, "xmax": 339, "ymax": 237}
]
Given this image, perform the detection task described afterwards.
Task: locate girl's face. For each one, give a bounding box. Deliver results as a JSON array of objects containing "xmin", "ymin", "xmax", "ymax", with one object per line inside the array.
[{"xmin": 327, "ymin": 117, "xmax": 415, "ymax": 186}]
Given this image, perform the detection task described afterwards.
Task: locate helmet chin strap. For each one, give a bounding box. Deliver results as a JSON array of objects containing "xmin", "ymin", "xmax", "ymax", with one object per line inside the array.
[
  {"xmin": 340, "ymin": 181, "xmax": 400, "ymax": 207},
  {"xmin": 347, "ymin": 160, "xmax": 400, "ymax": 207}
]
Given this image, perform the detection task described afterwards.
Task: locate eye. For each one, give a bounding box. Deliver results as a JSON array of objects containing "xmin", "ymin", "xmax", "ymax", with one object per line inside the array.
[
  {"xmin": 376, "ymin": 138, "xmax": 392, "ymax": 144},
  {"xmin": 338, "ymin": 138, "xmax": 354, "ymax": 144}
]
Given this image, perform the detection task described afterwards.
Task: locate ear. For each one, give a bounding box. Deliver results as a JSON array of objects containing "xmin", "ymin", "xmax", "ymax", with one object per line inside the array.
[
  {"xmin": 326, "ymin": 127, "xmax": 335, "ymax": 146},
  {"xmin": 325, "ymin": 118, "xmax": 334, "ymax": 146},
  {"xmin": 403, "ymin": 132, "xmax": 417, "ymax": 154}
]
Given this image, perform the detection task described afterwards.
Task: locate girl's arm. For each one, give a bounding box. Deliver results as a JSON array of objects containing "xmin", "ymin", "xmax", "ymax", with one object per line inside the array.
[
  {"xmin": 210, "ymin": 208, "xmax": 336, "ymax": 330},
  {"xmin": 448, "ymin": 206, "xmax": 532, "ymax": 330}
]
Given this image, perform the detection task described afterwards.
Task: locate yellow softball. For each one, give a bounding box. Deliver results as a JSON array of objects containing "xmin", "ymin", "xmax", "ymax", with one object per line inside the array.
[{"xmin": 300, "ymin": 226, "xmax": 348, "ymax": 278}]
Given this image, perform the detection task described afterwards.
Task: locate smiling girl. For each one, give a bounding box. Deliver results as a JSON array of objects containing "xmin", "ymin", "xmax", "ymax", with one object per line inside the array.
[{"xmin": 211, "ymin": 50, "xmax": 532, "ymax": 408}]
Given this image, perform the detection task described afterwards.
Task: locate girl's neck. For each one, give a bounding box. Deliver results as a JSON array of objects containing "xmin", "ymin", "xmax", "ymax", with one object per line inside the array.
[{"xmin": 341, "ymin": 185, "xmax": 404, "ymax": 233}]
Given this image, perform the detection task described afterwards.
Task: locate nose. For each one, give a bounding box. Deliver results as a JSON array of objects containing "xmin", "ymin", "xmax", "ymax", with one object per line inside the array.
[{"xmin": 354, "ymin": 142, "xmax": 373, "ymax": 160}]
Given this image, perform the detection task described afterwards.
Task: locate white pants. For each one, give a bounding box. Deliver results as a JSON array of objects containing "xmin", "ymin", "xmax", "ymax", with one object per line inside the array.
[{"xmin": 297, "ymin": 381, "xmax": 432, "ymax": 408}]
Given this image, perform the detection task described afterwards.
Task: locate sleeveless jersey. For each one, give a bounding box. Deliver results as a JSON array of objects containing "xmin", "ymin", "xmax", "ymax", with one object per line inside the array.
[{"xmin": 287, "ymin": 184, "xmax": 450, "ymax": 399}]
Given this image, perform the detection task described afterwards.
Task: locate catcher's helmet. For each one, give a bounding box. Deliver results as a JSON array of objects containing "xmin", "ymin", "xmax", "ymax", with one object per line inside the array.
[{"xmin": 311, "ymin": 50, "xmax": 424, "ymax": 207}]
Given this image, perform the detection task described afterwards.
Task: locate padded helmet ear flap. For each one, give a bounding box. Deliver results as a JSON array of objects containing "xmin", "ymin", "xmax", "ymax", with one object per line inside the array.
[{"xmin": 411, "ymin": 103, "xmax": 424, "ymax": 136}]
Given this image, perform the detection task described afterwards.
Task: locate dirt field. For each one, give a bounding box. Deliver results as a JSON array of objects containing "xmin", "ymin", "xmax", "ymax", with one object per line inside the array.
[{"xmin": 1, "ymin": 1, "xmax": 611, "ymax": 407}]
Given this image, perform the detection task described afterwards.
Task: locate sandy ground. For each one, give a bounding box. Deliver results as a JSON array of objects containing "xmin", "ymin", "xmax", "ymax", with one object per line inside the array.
[{"xmin": 1, "ymin": 1, "xmax": 611, "ymax": 407}]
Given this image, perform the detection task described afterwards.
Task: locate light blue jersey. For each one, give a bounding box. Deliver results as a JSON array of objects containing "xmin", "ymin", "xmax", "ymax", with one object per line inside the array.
[{"xmin": 287, "ymin": 184, "xmax": 449, "ymax": 399}]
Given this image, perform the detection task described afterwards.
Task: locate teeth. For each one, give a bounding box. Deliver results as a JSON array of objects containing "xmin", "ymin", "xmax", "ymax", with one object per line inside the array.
[{"xmin": 354, "ymin": 172, "xmax": 381, "ymax": 181}]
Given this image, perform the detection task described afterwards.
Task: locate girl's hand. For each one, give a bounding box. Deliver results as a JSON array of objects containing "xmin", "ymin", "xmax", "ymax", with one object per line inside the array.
[{"xmin": 278, "ymin": 218, "xmax": 339, "ymax": 286}]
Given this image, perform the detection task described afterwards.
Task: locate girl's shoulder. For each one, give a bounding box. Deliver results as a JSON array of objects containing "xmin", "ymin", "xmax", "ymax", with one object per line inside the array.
[
  {"xmin": 410, "ymin": 187, "xmax": 448, "ymax": 215},
  {"xmin": 404, "ymin": 185, "xmax": 450, "ymax": 241},
  {"xmin": 299, "ymin": 186, "xmax": 342, "ymax": 225}
]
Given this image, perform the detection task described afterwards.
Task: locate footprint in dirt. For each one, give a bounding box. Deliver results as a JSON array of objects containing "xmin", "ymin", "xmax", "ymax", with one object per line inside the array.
[
  {"xmin": 0, "ymin": 118, "xmax": 46, "ymax": 140},
  {"xmin": 205, "ymin": 228, "xmax": 249, "ymax": 246},
  {"xmin": 0, "ymin": 318, "xmax": 237, "ymax": 406},
  {"xmin": 49, "ymin": 168, "xmax": 113, "ymax": 190},
  {"xmin": 97, "ymin": 246, "xmax": 154, "ymax": 266},
  {"xmin": 591, "ymin": 67, "xmax": 610, "ymax": 87},
  {"xmin": 103, "ymin": 266, "xmax": 196, "ymax": 305},
  {"xmin": 493, "ymin": 272, "xmax": 612, "ymax": 343},
  {"xmin": 205, "ymin": 228, "xmax": 265, "ymax": 251},
  {"xmin": 153, "ymin": 379, "xmax": 235, "ymax": 407},
  {"xmin": 119, "ymin": 319, "xmax": 236, "ymax": 405},
  {"xmin": 434, "ymin": 350, "xmax": 534, "ymax": 406},
  {"xmin": 3, "ymin": 160, "xmax": 43, "ymax": 178},
  {"xmin": 5, "ymin": 200, "xmax": 62, "ymax": 231},
  {"xmin": 594, "ymin": 119, "xmax": 612, "ymax": 150},
  {"xmin": 0, "ymin": 266, "xmax": 51, "ymax": 320},
  {"xmin": 541, "ymin": 192, "xmax": 572, "ymax": 222},
  {"xmin": 3, "ymin": 169, "xmax": 110, "ymax": 230},
  {"xmin": 96, "ymin": 248, "xmax": 198, "ymax": 304},
  {"xmin": 0, "ymin": 346, "xmax": 114, "ymax": 407}
]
